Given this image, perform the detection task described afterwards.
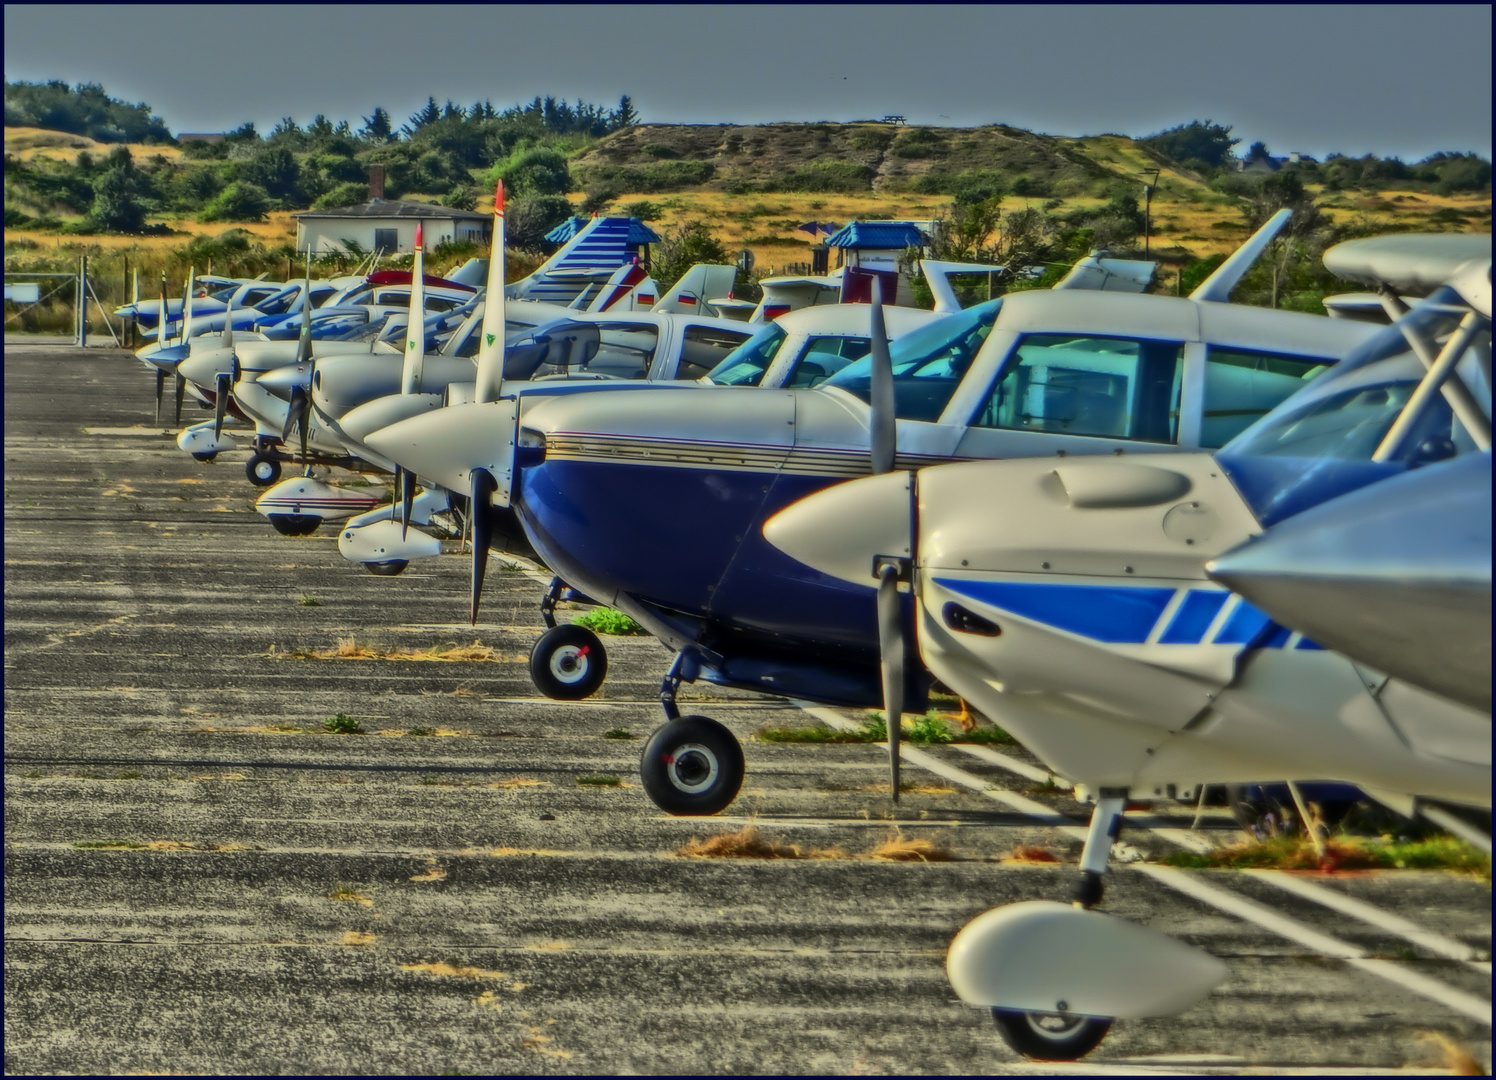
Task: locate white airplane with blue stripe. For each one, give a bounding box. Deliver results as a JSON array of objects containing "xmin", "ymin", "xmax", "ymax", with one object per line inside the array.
[{"xmin": 764, "ymin": 236, "xmax": 1491, "ymax": 1062}]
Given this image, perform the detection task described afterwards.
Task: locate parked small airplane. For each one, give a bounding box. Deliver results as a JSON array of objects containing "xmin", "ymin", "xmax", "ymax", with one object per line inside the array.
[
  {"xmin": 761, "ymin": 246, "xmax": 1491, "ymax": 1060},
  {"xmin": 365, "ymin": 211, "xmax": 1390, "ymax": 815}
]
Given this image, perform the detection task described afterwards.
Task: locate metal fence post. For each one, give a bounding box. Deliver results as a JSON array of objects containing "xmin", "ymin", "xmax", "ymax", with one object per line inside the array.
[{"xmin": 78, "ymin": 256, "xmax": 88, "ymax": 347}]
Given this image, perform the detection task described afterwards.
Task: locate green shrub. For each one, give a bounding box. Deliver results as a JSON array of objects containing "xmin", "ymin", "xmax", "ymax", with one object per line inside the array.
[
  {"xmin": 313, "ymin": 181, "xmax": 368, "ymax": 210},
  {"xmin": 199, "ymin": 180, "xmax": 271, "ymax": 222},
  {"xmin": 572, "ymin": 607, "xmax": 645, "ymax": 635},
  {"xmin": 771, "ymin": 161, "xmax": 872, "ymax": 193},
  {"xmin": 322, "ymin": 714, "xmax": 363, "ymax": 735}
]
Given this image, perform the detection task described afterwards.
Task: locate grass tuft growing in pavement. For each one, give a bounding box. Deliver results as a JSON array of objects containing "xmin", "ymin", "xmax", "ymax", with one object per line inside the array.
[
  {"xmin": 571, "ymin": 607, "xmax": 646, "ymax": 635},
  {"xmin": 677, "ymin": 826, "xmax": 847, "ymax": 860},
  {"xmin": 1162, "ymin": 833, "xmax": 1491, "ymax": 877},
  {"xmin": 576, "ymin": 772, "xmax": 623, "ymax": 787},
  {"xmin": 764, "ymin": 711, "xmax": 1012, "ymax": 745},
  {"xmin": 74, "ymin": 839, "xmax": 148, "ymax": 849},
  {"xmin": 298, "ymin": 594, "xmax": 321, "ymax": 607},
  {"xmin": 868, "ymin": 835, "xmax": 964, "ymax": 862},
  {"xmin": 406, "ymin": 727, "xmax": 436, "ymax": 737},
  {"xmin": 602, "ymin": 728, "xmax": 634, "ymax": 739},
  {"xmin": 322, "ymin": 714, "xmax": 364, "ymax": 735}
]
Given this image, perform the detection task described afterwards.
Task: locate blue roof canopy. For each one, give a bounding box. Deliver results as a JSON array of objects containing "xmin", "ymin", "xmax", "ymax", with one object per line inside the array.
[
  {"xmin": 545, "ymin": 217, "xmax": 662, "ymax": 245},
  {"xmin": 826, "ymin": 221, "xmax": 927, "ymax": 249}
]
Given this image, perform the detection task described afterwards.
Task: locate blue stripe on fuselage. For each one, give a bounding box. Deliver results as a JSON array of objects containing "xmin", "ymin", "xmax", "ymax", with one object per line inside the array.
[{"xmin": 935, "ymin": 579, "xmax": 1175, "ymax": 643}]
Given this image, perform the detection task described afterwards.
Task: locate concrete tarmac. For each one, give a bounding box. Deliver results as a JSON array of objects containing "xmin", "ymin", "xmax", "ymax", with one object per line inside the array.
[{"xmin": 4, "ymin": 347, "xmax": 1490, "ymax": 1074}]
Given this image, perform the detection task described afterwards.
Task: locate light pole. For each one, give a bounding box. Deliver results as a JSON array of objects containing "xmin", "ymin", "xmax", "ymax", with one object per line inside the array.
[{"xmin": 1142, "ymin": 168, "xmax": 1161, "ymax": 259}]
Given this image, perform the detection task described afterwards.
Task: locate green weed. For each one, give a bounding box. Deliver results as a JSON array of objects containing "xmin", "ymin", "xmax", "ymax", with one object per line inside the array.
[
  {"xmin": 74, "ymin": 840, "xmax": 148, "ymax": 849},
  {"xmin": 298, "ymin": 594, "xmax": 321, "ymax": 607},
  {"xmin": 571, "ymin": 607, "xmax": 645, "ymax": 635},
  {"xmin": 577, "ymin": 773, "xmax": 622, "ymax": 787},
  {"xmin": 407, "ymin": 727, "xmax": 436, "ymax": 737},
  {"xmin": 322, "ymin": 714, "xmax": 364, "ymax": 735},
  {"xmin": 602, "ymin": 728, "xmax": 634, "ymax": 740}
]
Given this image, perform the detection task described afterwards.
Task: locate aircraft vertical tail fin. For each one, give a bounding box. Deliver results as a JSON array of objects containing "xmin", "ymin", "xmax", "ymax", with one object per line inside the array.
[
  {"xmin": 587, "ymin": 261, "xmax": 653, "ymax": 312},
  {"xmin": 652, "ymin": 264, "xmax": 737, "ymax": 314},
  {"xmin": 401, "ymin": 225, "xmax": 426, "ymax": 394},
  {"xmin": 507, "ymin": 217, "xmax": 640, "ymax": 304},
  {"xmin": 474, "ymin": 180, "xmax": 507, "ymax": 404}
]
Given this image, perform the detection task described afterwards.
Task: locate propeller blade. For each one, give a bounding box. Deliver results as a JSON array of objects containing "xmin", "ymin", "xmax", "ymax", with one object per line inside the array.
[
  {"xmin": 876, "ymin": 561, "xmax": 904, "ymax": 802},
  {"xmin": 399, "ymin": 467, "xmax": 416, "ymax": 540},
  {"xmin": 283, "ymin": 387, "xmax": 305, "ymax": 444},
  {"xmin": 868, "ymin": 277, "xmax": 895, "ymax": 475},
  {"xmin": 154, "ymin": 369, "xmax": 165, "ymax": 427},
  {"xmin": 469, "ymin": 468, "xmax": 498, "ymax": 624},
  {"xmin": 213, "ymin": 372, "xmax": 231, "ymax": 441},
  {"xmin": 173, "ymin": 372, "xmax": 186, "ymax": 425}
]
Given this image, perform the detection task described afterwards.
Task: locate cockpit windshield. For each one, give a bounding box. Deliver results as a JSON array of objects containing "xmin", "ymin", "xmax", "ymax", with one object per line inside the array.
[
  {"xmin": 704, "ymin": 322, "xmax": 787, "ymax": 386},
  {"xmin": 1217, "ymin": 304, "xmax": 1490, "ymax": 526},
  {"xmin": 821, "ymin": 298, "xmax": 1002, "ymax": 420}
]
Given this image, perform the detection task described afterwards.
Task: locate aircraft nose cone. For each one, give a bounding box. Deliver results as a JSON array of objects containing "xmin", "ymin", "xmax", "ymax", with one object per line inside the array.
[
  {"xmin": 763, "ymin": 471, "xmax": 912, "ymax": 587},
  {"xmin": 256, "ymin": 364, "xmax": 311, "ymax": 400}
]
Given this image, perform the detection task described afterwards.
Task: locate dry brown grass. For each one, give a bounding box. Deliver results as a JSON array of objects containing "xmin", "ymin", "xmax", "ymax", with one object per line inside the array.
[
  {"xmin": 488, "ymin": 847, "xmax": 572, "ymax": 857},
  {"xmin": 340, "ymin": 931, "xmax": 375, "ymax": 947},
  {"xmin": 290, "ymin": 636, "xmax": 514, "ymax": 663},
  {"xmin": 868, "ymin": 835, "xmax": 963, "ymax": 862},
  {"xmin": 407, "ymin": 862, "xmax": 447, "ymax": 882},
  {"xmin": 1002, "ymin": 845, "xmax": 1063, "ymax": 864},
  {"xmin": 1417, "ymin": 1031, "xmax": 1487, "ymax": 1075},
  {"xmin": 676, "ymin": 825, "xmax": 846, "ymax": 860}
]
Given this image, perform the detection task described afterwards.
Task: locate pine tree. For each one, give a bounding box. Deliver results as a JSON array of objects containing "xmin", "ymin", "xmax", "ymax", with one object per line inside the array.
[
  {"xmin": 613, "ymin": 95, "xmax": 639, "ymax": 130},
  {"xmin": 360, "ymin": 107, "xmax": 393, "ymax": 143}
]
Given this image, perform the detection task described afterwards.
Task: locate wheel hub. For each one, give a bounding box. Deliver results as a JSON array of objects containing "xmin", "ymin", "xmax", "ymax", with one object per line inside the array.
[
  {"xmin": 549, "ymin": 645, "xmax": 589, "ymax": 683},
  {"xmin": 665, "ymin": 743, "xmax": 719, "ymax": 793},
  {"xmin": 1024, "ymin": 1011, "xmax": 1086, "ymax": 1039}
]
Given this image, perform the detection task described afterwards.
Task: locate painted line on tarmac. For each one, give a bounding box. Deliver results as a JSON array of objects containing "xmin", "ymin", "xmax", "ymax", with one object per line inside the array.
[
  {"xmin": 797, "ymin": 702, "xmax": 1493, "ymax": 1026},
  {"xmin": 1139, "ymin": 865, "xmax": 1491, "ymax": 1025},
  {"xmin": 1244, "ymin": 868, "xmax": 1491, "ymax": 971}
]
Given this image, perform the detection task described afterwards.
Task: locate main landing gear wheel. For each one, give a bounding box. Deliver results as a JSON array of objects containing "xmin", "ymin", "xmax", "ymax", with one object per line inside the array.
[
  {"xmin": 191, "ymin": 452, "xmax": 218, "ymax": 463},
  {"xmin": 529, "ymin": 624, "xmax": 607, "ymax": 700},
  {"xmin": 990, "ymin": 1009, "xmax": 1112, "ymax": 1061},
  {"xmin": 364, "ymin": 560, "xmax": 409, "ymax": 577},
  {"xmin": 267, "ymin": 514, "xmax": 321, "ymax": 536},
  {"xmin": 639, "ymin": 715, "xmax": 745, "ymax": 816},
  {"xmin": 246, "ymin": 453, "xmax": 282, "ymax": 487}
]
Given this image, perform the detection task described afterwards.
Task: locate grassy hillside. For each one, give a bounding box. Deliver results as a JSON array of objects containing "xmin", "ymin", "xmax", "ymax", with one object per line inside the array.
[{"xmin": 6, "ymin": 120, "xmax": 1490, "ymax": 334}]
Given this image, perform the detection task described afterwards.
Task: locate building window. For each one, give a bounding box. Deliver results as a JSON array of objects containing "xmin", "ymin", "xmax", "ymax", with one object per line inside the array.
[{"xmin": 373, "ymin": 229, "xmax": 398, "ymax": 254}]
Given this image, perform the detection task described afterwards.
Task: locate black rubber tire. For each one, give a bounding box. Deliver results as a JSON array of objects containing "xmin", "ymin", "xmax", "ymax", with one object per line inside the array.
[
  {"xmin": 365, "ymin": 560, "xmax": 409, "ymax": 577},
  {"xmin": 639, "ymin": 716, "xmax": 745, "ymax": 816},
  {"xmin": 191, "ymin": 452, "xmax": 218, "ymax": 463},
  {"xmin": 990, "ymin": 1009, "xmax": 1112, "ymax": 1061},
  {"xmin": 246, "ymin": 454, "xmax": 282, "ymax": 487},
  {"xmin": 267, "ymin": 514, "xmax": 321, "ymax": 537},
  {"xmin": 528, "ymin": 624, "xmax": 607, "ymax": 700}
]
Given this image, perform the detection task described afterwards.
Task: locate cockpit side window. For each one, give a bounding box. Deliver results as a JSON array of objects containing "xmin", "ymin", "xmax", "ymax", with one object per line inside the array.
[
  {"xmin": 785, "ymin": 336, "xmax": 871, "ymax": 388},
  {"xmin": 676, "ymin": 325, "xmax": 752, "ymax": 379},
  {"xmin": 1200, "ymin": 346, "xmax": 1331, "ymax": 448},
  {"xmin": 704, "ymin": 323, "xmax": 786, "ymax": 386},
  {"xmin": 972, "ymin": 334, "xmax": 1184, "ymax": 443}
]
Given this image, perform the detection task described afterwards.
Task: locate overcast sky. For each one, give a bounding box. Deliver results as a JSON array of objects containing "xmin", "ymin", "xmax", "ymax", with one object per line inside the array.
[{"xmin": 5, "ymin": 5, "xmax": 1491, "ymax": 161}]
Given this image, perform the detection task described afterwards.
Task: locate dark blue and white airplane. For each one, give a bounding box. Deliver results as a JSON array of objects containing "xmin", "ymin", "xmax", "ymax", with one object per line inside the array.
[{"xmin": 366, "ymin": 210, "xmax": 1395, "ymax": 814}]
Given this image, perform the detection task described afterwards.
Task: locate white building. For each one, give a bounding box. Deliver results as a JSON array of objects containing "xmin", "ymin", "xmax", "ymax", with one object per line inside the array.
[{"xmin": 293, "ymin": 200, "xmax": 491, "ymax": 256}]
